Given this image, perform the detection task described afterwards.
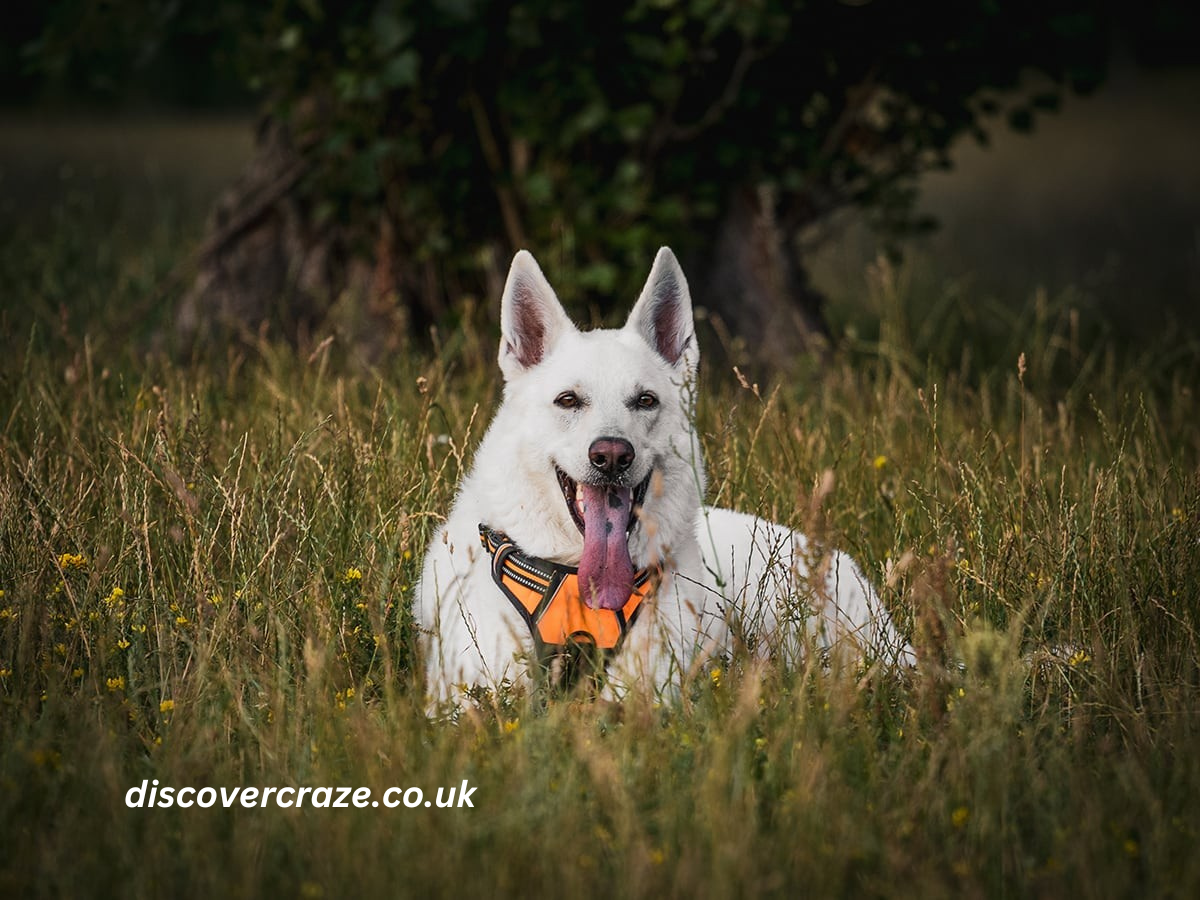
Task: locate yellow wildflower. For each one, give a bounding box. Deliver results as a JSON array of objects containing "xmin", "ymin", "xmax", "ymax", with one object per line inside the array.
[
  {"xmin": 58, "ymin": 553, "xmax": 88, "ymax": 570},
  {"xmin": 29, "ymin": 748, "xmax": 61, "ymax": 769},
  {"xmin": 106, "ymin": 676, "xmax": 125, "ymax": 692},
  {"xmin": 952, "ymin": 806, "xmax": 970, "ymax": 828},
  {"xmin": 341, "ymin": 567, "xmax": 363, "ymax": 584},
  {"xmin": 175, "ymin": 615, "xmax": 189, "ymax": 626},
  {"xmin": 1068, "ymin": 649, "xmax": 1091, "ymax": 668},
  {"xmin": 159, "ymin": 699, "xmax": 175, "ymax": 713},
  {"xmin": 0, "ymin": 607, "xmax": 15, "ymax": 621},
  {"xmin": 503, "ymin": 718, "xmax": 520, "ymax": 734},
  {"xmin": 710, "ymin": 667, "xmax": 722, "ymax": 688},
  {"xmin": 873, "ymin": 455, "xmax": 888, "ymax": 470},
  {"xmin": 116, "ymin": 639, "xmax": 130, "ymax": 650}
]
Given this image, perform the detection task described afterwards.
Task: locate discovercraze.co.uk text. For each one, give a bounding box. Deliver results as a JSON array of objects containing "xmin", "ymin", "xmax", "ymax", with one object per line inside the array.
[{"xmin": 125, "ymin": 780, "xmax": 477, "ymax": 809}]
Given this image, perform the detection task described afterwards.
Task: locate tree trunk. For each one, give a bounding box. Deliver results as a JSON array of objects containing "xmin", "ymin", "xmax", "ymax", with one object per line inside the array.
[
  {"xmin": 689, "ymin": 185, "xmax": 831, "ymax": 372},
  {"xmin": 175, "ymin": 116, "xmax": 415, "ymax": 362},
  {"xmin": 175, "ymin": 120, "xmax": 831, "ymax": 368}
]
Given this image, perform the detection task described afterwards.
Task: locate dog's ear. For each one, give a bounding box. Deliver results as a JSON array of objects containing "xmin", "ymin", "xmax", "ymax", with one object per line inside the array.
[
  {"xmin": 625, "ymin": 246, "xmax": 697, "ymax": 371},
  {"xmin": 499, "ymin": 250, "xmax": 574, "ymax": 379}
]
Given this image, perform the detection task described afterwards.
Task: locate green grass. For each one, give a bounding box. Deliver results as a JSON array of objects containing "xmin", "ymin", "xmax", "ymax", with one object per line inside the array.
[{"xmin": 2, "ymin": 184, "xmax": 1200, "ymax": 899}]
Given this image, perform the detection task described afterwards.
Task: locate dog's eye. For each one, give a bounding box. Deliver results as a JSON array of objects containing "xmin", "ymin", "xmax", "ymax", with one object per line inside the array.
[
  {"xmin": 554, "ymin": 391, "xmax": 582, "ymax": 409},
  {"xmin": 636, "ymin": 392, "xmax": 659, "ymax": 410}
]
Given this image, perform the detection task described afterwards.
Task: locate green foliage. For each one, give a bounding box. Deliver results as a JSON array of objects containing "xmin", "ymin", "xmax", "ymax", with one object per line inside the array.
[
  {"xmin": 15, "ymin": 0, "xmax": 1108, "ymax": 309},
  {"xmin": 259, "ymin": 0, "xmax": 1108, "ymax": 305},
  {"xmin": 3, "ymin": 168, "xmax": 1200, "ymax": 897}
]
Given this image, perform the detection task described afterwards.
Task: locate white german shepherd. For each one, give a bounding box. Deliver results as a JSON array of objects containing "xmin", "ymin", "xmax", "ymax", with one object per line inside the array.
[{"xmin": 416, "ymin": 247, "xmax": 913, "ymax": 703}]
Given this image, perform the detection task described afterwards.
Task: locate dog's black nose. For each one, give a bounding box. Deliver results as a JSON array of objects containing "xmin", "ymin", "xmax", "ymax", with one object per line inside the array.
[{"xmin": 589, "ymin": 437, "xmax": 635, "ymax": 475}]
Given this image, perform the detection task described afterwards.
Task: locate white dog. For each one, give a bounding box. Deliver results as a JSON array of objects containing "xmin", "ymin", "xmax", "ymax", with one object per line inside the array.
[{"xmin": 416, "ymin": 247, "xmax": 913, "ymax": 703}]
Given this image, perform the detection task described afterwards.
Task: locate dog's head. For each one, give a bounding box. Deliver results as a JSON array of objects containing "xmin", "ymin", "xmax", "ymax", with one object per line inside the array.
[{"xmin": 491, "ymin": 247, "xmax": 701, "ymax": 609}]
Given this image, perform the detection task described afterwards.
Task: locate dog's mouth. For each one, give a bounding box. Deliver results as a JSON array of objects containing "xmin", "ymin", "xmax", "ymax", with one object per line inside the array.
[
  {"xmin": 555, "ymin": 467, "xmax": 651, "ymax": 611},
  {"xmin": 555, "ymin": 468, "xmax": 651, "ymax": 536}
]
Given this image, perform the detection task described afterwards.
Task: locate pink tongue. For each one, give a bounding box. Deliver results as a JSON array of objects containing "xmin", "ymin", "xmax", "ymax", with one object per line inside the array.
[{"xmin": 577, "ymin": 483, "xmax": 634, "ymax": 610}]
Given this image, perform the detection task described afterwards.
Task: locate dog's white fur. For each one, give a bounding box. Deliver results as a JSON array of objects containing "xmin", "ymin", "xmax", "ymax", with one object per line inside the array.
[{"xmin": 416, "ymin": 247, "xmax": 913, "ymax": 703}]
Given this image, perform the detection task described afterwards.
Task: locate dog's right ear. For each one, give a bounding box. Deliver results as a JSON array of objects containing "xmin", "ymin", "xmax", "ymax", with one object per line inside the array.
[{"xmin": 499, "ymin": 250, "xmax": 574, "ymax": 379}]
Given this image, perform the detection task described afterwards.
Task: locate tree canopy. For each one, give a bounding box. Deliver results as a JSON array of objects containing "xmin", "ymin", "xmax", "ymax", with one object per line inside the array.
[{"xmin": 14, "ymin": 1, "xmax": 1112, "ymax": 360}]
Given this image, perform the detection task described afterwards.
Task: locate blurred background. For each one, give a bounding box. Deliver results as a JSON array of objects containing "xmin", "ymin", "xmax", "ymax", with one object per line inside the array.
[{"xmin": 1, "ymin": 1, "xmax": 1198, "ymax": 374}]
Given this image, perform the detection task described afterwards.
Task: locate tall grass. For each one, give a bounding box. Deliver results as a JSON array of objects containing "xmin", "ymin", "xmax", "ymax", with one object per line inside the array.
[{"xmin": 2, "ymin": 198, "xmax": 1199, "ymax": 898}]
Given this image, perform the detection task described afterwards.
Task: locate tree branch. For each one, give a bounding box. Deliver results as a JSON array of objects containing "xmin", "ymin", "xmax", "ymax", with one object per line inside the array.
[
  {"xmin": 658, "ymin": 39, "xmax": 761, "ymax": 147},
  {"xmin": 466, "ymin": 89, "xmax": 527, "ymax": 251}
]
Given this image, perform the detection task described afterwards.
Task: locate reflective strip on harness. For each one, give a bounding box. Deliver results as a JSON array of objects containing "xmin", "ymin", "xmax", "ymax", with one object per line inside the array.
[{"xmin": 479, "ymin": 525, "xmax": 653, "ymax": 652}]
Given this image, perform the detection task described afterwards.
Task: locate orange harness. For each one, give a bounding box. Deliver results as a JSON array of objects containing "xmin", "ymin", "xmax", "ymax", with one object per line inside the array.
[{"xmin": 478, "ymin": 525, "xmax": 654, "ymax": 678}]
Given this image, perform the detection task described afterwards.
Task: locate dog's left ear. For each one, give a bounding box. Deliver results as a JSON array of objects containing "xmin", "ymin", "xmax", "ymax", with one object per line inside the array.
[{"xmin": 625, "ymin": 247, "xmax": 697, "ymax": 371}]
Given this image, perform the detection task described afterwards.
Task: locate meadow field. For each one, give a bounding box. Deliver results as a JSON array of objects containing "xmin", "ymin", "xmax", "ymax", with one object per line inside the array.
[{"xmin": 2, "ymin": 119, "xmax": 1199, "ymax": 898}]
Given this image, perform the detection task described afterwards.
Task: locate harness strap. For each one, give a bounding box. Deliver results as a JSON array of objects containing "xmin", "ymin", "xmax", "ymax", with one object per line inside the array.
[{"xmin": 478, "ymin": 525, "xmax": 653, "ymax": 656}]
